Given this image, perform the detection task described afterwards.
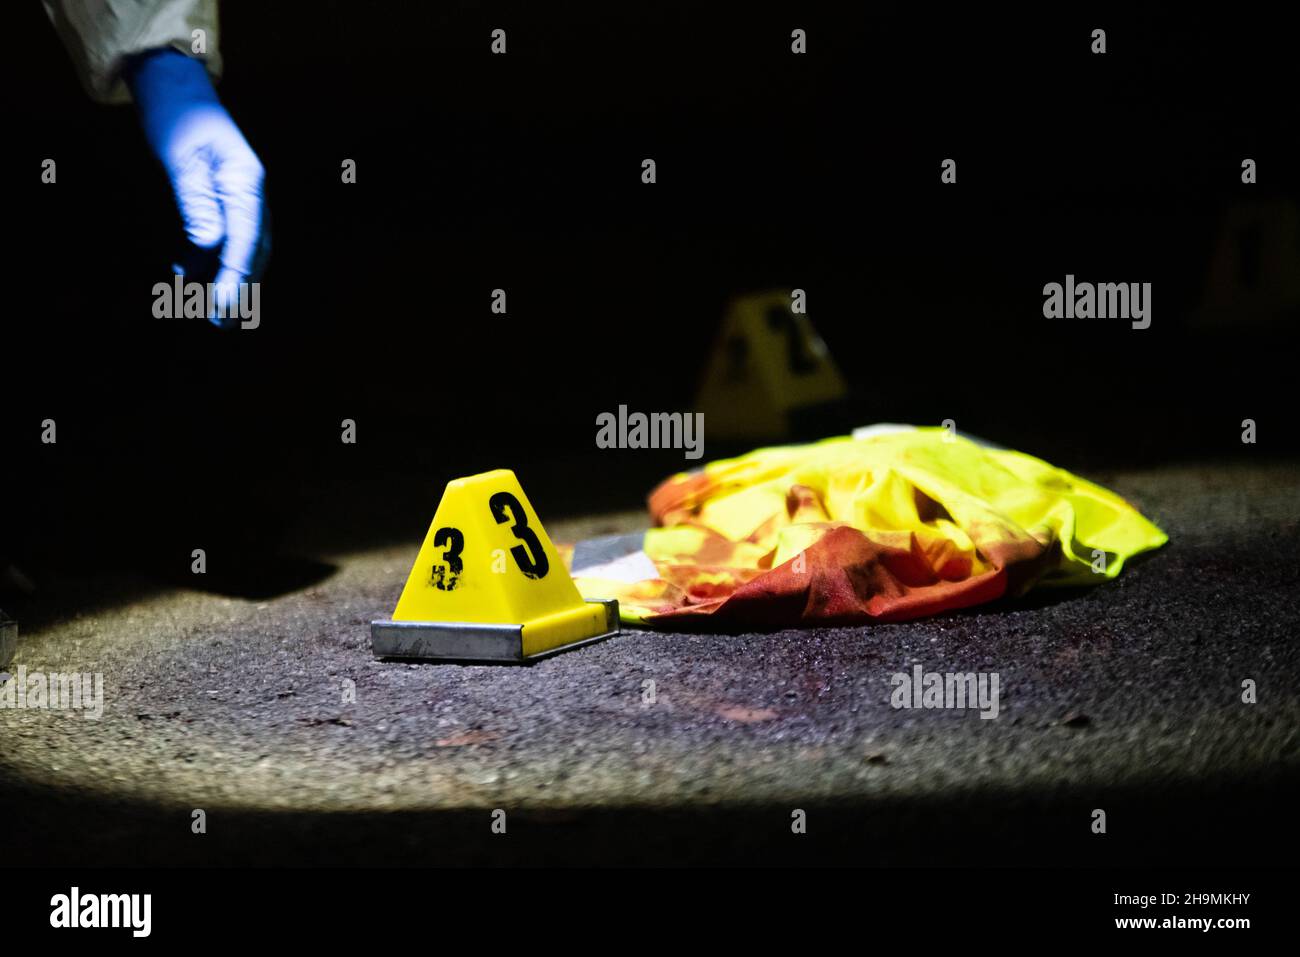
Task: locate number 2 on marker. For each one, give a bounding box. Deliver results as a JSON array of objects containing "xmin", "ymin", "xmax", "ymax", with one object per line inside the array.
[{"xmin": 488, "ymin": 491, "xmax": 549, "ymax": 579}]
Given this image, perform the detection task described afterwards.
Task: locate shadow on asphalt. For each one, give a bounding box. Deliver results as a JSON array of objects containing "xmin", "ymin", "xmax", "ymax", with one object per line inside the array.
[{"xmin": 2, "ymin": 762, "xmax": 1295, "ymax": 867}]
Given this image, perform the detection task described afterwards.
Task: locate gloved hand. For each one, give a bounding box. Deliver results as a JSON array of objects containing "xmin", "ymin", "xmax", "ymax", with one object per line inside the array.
[{"xmin": 123, "ymin": 48, "xmax": 269, "ymax": 327}]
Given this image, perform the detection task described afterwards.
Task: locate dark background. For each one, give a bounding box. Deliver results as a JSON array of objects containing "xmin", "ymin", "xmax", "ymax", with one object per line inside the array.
[{"xmin": 2, "ymin": 4, "xmax": 1297, "ymax": 584}]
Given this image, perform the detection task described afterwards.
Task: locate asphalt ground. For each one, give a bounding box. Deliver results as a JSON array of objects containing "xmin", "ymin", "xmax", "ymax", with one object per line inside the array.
[{"xmin": 1, "ymin": 460, "xmax": 1298, "ymax": 866}]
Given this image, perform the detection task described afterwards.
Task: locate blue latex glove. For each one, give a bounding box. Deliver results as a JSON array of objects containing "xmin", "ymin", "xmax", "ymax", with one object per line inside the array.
[{"xmin": 124, "ymin": 49, "xmax": 269, "ymax": 326}]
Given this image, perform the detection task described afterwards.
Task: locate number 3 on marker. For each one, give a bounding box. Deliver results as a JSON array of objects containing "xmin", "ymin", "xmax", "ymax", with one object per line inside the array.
[
  {"xmin": 488, "ymin": 491, "xmax": 549, "ymax": 579},
  {"xmin": 431, "ymin": 526, "xmax": 464, "ymax": 590}
]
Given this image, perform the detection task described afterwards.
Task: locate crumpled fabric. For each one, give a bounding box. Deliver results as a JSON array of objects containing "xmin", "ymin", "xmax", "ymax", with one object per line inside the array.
[
  {"xmin": 570, "ymin": 428, "xmax": 1168, "ymax": 627},
  {"xmin": 43, "ymin": 0, "xmax": 221, "ymax": 103}
]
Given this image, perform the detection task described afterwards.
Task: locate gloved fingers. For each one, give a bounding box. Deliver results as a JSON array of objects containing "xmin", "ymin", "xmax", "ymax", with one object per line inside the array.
[
  {"xmin": 211, "ymin": 137, "xmax": 267, "ymax": 283},
  {"xmin": 169, "ymin": 146, "xmax": 226, "ymax": 251},
  {"xmin": 208, "ymin": 265, "xmax": 248, "ymax": 329}
]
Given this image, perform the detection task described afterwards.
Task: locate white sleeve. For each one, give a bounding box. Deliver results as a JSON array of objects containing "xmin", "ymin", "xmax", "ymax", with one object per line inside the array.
[{"xmin": 42, "ymin": 0, "xmax": 222, "ymax": 103}]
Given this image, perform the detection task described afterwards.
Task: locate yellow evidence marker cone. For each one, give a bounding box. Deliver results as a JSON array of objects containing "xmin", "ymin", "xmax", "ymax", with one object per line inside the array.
[
  {"xmin": 695, "ymin": 290, "xmax": 846, "ymax": 440},
  {"xmin": 371, "ymin": 469, "xmax": 619, "ymax": 662}
]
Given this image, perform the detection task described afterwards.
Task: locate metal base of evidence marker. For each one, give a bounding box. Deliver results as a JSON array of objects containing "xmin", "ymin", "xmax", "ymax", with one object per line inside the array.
[{"xmin": 371, "ymin": 599, "xmax": 620, "ymax": 663}]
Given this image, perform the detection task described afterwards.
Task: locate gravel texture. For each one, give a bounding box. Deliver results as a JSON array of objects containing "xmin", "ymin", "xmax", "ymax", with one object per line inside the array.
[{"xmin": 1, "ymin": 462, "xmax": 1297, "ymax": 865}]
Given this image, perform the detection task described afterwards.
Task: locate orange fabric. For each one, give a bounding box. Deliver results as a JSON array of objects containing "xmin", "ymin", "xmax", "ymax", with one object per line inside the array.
[{"xmin": 571, "ymin": 429, "xmax": 1168, "ymax": 627}]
